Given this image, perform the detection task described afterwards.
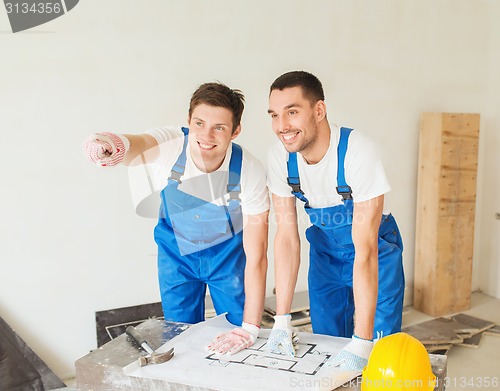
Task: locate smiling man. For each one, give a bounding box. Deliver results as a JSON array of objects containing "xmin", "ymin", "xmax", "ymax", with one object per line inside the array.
[
  {"xmin": 83, "ymin": 82, "xmax": 269, "ymax": 355},
  {"xmin": 264, "ymin": 71, "xmax": 405, "ymax": 371}
]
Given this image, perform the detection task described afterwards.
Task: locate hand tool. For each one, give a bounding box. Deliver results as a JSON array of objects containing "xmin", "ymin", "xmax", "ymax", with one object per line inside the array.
[{"xmin": 125, "ymin": 325, "xmax": 174, "ymax": 366}]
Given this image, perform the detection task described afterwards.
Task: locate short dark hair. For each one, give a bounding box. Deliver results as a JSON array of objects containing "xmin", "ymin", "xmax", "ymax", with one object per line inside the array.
[
  {"xmin": 270, "ymin": 71, "xmax": 325, "ymax": 105},
  {"xmin": 189, "ymin": 82, "xmax": 245, "ymax": 133}
]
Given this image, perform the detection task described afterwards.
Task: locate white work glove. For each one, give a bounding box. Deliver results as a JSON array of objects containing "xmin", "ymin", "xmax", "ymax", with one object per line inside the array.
[
  {"xmin": 328, "ymin": 335, "xmax": 373, "ymax": 372},
  {"xmin": 82, "ymin": 132, "xmax": 130, "ymax": 166},
  {"xmin": 206, "ymin": 322, "xmax": 259, "ymax": 355},
  {"xmin": 265, "ymin": 314, "xmax": 298, "ymax": 357}
]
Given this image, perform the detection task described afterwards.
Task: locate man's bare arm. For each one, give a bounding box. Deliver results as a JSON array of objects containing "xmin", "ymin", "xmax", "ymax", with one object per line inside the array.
[
  {"xmin": 242, "ymin": 211, "xmax": 269, "ymax": 326},
  {"xmin": 351, "ymin": 194, "xmax": 384, "ymax": 340},
  {"xmin": 122, "ymin": 134, "xmax": 159, "ymax": 166},
  {"xmin": 272, "ymin": 194, "xmax": 301, "ymax": 315}
]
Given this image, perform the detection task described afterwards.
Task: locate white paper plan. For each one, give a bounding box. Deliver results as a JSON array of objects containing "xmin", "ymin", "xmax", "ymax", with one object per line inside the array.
[{"xmin": 124, "ymin": 315, "xmax": 360, "ymax": 391}]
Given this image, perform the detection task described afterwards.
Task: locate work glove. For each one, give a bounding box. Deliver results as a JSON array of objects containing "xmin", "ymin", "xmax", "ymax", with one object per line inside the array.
[
  {"xmin": 328, "ymin": 335, "xmax": 373, "ymax": 372},
  {"xmin": 265, "ymin": 314, "xmax": 298, "ymax": 357},
  {"xmin": 206, "ymin": 322, "xmax": 260, "ymax": 355},
  {"xmin": 82, "ymin": 132, "xmax": 130, "ymax": 166}
]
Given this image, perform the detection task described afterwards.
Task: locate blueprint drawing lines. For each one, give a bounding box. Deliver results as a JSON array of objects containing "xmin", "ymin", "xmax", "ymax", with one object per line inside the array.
[{"xmin": 206, "ymin": 337, "xmax": 331, "ymax": 376}]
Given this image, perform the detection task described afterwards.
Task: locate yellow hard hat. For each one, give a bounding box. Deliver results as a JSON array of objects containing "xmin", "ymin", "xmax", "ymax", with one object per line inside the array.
[{"xmin": 361, "ymin": 332, "xmax": 436, "ymax": 391}]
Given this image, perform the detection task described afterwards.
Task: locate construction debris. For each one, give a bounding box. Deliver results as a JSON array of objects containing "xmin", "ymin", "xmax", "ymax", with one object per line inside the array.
[
  {"xmin": 403, "ymin": 313, "xmax": 497, "ymax": 354},
  {"xmin": 458, "ymin": 333, "xmax": 483, "ymax": 349},
  {"xmin": 484, "ymin": 325, "xmax": 500, "ymax": 337}
]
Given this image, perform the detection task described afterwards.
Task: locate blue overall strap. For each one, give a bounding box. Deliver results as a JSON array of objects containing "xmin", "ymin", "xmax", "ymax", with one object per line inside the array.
[
  {"xmin": 225, "ymin": 143, "xmax": 243, "ymax": 236},
  {"xmin": 286, "ymin": 152, "xmax": 310, "ymax": 205},
  {"xmin": 336, "ymin": 127, "xmax": 353, "ymax": 201},
  {"xmin": 168, "ymin": 127, "xmax": 189, "ymax": 185},
  {"xmin": 227, "ymin": 143, "xmax": 243, "ymax": 202}
]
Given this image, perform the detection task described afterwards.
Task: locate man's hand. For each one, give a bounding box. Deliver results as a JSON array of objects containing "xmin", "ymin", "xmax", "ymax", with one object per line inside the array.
[
  {"xmin": 206, "ymin": 322, "xmax": 259, "ymax": 356},
  {"xmin": 328, "ymin": 335, "xmax": 373, "ymax": 371},
  {"xmin": 265, "ymin": 314, "xmax": 298, "ymax": 357},
  {"xmin": 82, "ymin": 132, "xmax": 130, "ymax": 166}
]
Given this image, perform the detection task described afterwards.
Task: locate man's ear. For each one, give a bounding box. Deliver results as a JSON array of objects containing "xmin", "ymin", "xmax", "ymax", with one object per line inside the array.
[
  {"xmin": 187, "ymin": 115, "xmax": 191, "ymax": 125},
  {"xmin": 231, "ymin": 124, "xmax": 242, "ymax": 140},
  {"xmin": 315, "ymin": 100, "xmax": 327, "ymax": 122}
]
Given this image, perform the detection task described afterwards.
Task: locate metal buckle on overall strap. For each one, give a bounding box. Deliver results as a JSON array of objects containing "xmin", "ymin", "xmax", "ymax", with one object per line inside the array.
[
  {"xmin": 227, "ymin": 184, "xmax": 241, "ymax": 202},
  {"xmin": 336, "ymin": 185, "xmax": 353, "ymax": 201},
  {"xmin": 287, "ymin": 178, "xmax": 304, "ymax": 195},
  {"xmin": 168, "ymin": 170, "xmax": 183, "ymax": 184}
]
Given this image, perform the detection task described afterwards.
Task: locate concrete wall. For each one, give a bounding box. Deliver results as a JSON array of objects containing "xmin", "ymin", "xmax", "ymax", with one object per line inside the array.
[{"xmin": 1, "ymin": 0, "xmax": 498, "ymax": 380}]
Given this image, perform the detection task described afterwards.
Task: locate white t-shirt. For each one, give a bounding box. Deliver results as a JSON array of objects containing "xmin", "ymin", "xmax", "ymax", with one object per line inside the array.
[
  {"xmin": 146, "ymin": 126, "xmax": 269, "ymax": 216},
  {"xmin": 267, "ymin": 124, "xmax": 391, "ymax": 209}
]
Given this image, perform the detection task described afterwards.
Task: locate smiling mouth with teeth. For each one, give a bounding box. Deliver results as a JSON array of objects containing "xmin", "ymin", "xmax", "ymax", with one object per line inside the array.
[
  {"xmin": 282, "ymin": 132, "xmax": 299, "ymax": 142},
  {"xmin": 198, "ymin": 141, "xmax": 216, "ymax": 150}
]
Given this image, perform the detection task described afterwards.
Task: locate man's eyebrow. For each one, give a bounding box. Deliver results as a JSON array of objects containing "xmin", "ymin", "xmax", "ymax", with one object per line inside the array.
[
  {"xmin": 193, "ymin": 117, "xmax": 230, "ymax": 127},
  {"xmin": 268, "ymin": 103, "xmax": 302, "ymax": 114}
]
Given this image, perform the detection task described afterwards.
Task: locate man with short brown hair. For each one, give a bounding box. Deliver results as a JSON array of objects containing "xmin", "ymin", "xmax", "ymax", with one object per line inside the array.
[
  {"xmin": 83, "ymin": 82, "xmax": 269, "ymax": 355},
  {"xmin": 265, "ymin": 71, "xmax": 405, "ymax": 371}
]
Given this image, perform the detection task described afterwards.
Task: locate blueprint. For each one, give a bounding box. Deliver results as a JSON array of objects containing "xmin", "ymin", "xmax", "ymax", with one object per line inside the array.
[{"xmin": 124, "ymin": 315, "xmax": 359, "ymax": 391}]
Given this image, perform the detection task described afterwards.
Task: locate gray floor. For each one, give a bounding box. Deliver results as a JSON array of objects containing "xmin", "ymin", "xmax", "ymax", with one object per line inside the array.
[
  {"xmin": 403, "ymin": 292, "xmax": 500, "ymax": 391},
  {"xmin": 62, "ymin": 292, "xmax": 500, "ymax": 390}
]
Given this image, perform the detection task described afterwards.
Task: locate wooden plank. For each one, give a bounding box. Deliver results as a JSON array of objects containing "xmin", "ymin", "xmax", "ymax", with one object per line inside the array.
[
  {"xmin": 441, "ymin": 112, "xmax": 480, "ymax": 138},
  {"xmin": 433, "ymin": 215, "xmax": 474, "ymax": 314},
  {"xmin": 439, "ymin": 170, "xmax": 478, "ymax": 202},
  {"xmin": 414, "ymin": 112, "xmax": 480, "ymax": 316},
  {"xmin": 451, "ymin": 313, "xmax": 496, "ymax": 333},
  {"xmin": 402, "ymin": 317, "xmax": 465, "ymax": 345},
  {"xmin": 457, "ymin": 333, "xmax": 483, "ymax": 349},
  {"xmin": 414, "ymin": 113, "xmax": 443, "ymax": 314},
  {"xmin": 438, "ymin": 200, "xmax": 476, "ymax": 217},
  {"xmin": 441, "ymin": 136, "xmax": 479, "ymax": 171},
  {"xmin": 403, "ymin": 314, "xmax": 496, "ymax": 351},
  {"xmin": 483, "ymin": 325, "xmax": 500, "ymax": 337}
]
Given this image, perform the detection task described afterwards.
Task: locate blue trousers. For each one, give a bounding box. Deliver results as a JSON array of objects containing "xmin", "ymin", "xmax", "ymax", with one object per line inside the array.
[{"xmin": 307, "ymin": 213, "xmax": 405, "ymax": 338}]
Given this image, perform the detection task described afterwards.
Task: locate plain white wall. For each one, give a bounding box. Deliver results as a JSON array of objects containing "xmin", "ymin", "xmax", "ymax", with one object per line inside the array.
[{"xmin": 1, "ymin": 0, "xmax": 498, "ymax": 381}]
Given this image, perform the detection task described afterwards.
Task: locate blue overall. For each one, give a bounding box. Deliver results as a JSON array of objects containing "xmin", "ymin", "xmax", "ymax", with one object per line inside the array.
[
  {"xmin": 287, "ymin": 127, "xmax": 405, "ymax": 338},
  {"xmin": 154, "ymin": 127, "xmax": 246, "ymax": 326}
]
